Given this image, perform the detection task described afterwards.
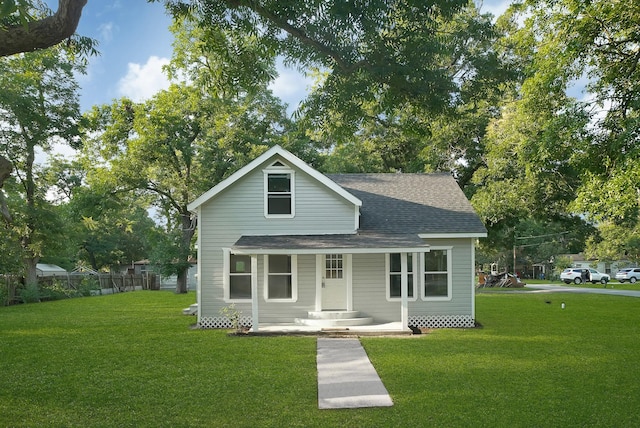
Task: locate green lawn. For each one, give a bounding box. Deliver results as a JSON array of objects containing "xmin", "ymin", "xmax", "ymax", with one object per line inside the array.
[{"xmin": 1, "ymin": 291, "xmax": 640, "ymax": 427}]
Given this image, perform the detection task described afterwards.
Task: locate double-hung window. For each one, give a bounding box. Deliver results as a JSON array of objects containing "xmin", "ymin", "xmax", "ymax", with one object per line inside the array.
[
  {"xmin": 264, "ymin": 254, "xmax": 297, "ymax": 301},
  {"xmin": 423, "ymin": 248, "xmax": 452, "ymax": 300},
  {"xmin": 386, "ymin": 253, "xmax": 417, "ymax": 301},
  {"xmin": 264, "ymin": 166, "xmax": 295, "ymax": 217},
  {"xmin": 229, "ymin": 253, "xmax": 252, "ymax": 300}
]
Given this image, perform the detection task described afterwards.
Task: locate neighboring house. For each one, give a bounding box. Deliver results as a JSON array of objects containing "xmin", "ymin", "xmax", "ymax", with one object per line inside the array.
[
  {"xmin": 187, "ymin": 146, "xmax": 487, "ymax": 332},
  {"xmin": 564, "ymin": 254, "xmax": 626, "ymax": 276}
]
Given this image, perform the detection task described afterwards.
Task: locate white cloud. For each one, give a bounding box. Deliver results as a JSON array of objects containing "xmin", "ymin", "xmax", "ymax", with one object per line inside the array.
[
  {"xmin": 98, "ymin": 22, "xmax": 114, "ymax": 43},
  {"xmin": 117, "ymin": 56, "xmax": 171, "ymax": 102},
  {"xmin": 269, "ymin": 66, "xmax": 313, "ymax": 113}
]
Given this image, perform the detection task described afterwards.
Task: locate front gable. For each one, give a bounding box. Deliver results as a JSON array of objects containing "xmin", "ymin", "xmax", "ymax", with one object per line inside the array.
[
  {"xmin": 188, "ymin": 145, "xmax": 361, "ymax": 213},
  {"xmin": 189, "ymin": 146, "xmax": 362, "ymax": 236}
]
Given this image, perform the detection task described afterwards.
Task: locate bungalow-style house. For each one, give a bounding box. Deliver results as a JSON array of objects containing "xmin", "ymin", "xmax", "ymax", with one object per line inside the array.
[{"xmin": 187, "ymin": 145, "xmax": 487, "ymax": 332}]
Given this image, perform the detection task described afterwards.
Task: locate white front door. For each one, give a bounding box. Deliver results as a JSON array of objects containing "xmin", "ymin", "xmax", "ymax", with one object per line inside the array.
[{"xmin": 322, "ymin": 254, "xmax": 347, "ymax": 310}]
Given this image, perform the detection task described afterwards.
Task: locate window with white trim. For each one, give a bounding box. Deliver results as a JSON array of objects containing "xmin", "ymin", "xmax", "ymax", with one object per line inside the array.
[
  {"xmin": 264, "ymin": 254, "xmax": 297, "ymax": 301},
  {"xmin": 423, "ymin": 249, "xmax": 452, "ymax": 299},
  {"xmin": 264, "ymin": 167, "xmax": 295, "ymax": 217},
  {"xmin": 229, "ymin": 254, "xmax": 252, "ymax": 300},
  {"xmin": 325, "ymin": 254, "xmax": 343, "ymax": 279},
  {"xmin": 386, "ymin": 253, "xmax": 417, "ymax": 301}
]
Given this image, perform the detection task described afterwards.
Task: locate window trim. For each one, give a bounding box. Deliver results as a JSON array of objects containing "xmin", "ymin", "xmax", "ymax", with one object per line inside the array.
[
  {"xmin": 263, "ymin": 254, "xmax": 298, "ymax": 302},
  {"xmin": 385, "ymin": 253, "xmax": 418, "ymax": 302},
  {"xmin": 421, "ymin": 247, "xmax": 453, "ymax": 301},
  {"xmin": 264, "ymin": 168, "xmax": 295, "ymax": 218},
  {"xmin": 223, "ymin": 248, "xmax": 253, "ymax": 302}
]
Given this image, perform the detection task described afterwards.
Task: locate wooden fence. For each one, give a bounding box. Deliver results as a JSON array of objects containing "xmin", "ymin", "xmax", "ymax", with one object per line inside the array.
[{"xmin": 1, "ymin": 273, "xmax": 160, "ymax": 306}]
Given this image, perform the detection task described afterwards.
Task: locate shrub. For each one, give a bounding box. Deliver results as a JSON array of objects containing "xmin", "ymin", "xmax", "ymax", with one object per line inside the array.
[
  {"xmin": 77, "ymin": 277, "xmax": 100, "ymax": 296},
  {"xmin": 19, "ymin": 283, "xmax": 41, "ymax": 303},
  {"xmin": 41, "ymin": 280, "xmax": 78, "ymax": 301}
]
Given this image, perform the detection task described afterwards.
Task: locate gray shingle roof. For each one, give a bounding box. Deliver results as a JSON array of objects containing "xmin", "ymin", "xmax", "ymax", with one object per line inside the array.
[
  {"xmin": 327, "ymin": 173, "xmax": 487, "ymax": 235},
  {"xmin": 232, "ymin": 172, "xmax": 486, "ymax": 252}
]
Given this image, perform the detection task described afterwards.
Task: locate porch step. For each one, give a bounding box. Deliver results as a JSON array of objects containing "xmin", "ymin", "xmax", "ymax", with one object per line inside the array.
[
  {"xmin": 295, "ymin": 311, "xmax": 374, "ymax": 327},
  {"xmin": 307, "ymin": 310, "xmax": 361, "ymax": 320},
  {"xmin": 182, "ymin": 303, "xmax": 198, "ymax": 315}
]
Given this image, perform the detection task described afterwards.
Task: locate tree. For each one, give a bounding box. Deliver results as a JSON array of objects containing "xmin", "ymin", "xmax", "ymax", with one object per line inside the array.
[
  {"xmin": 82, "ymin": 83, "xmax": 291, "ymax": 292},
  {"xmin": 584, "ymin": 222, "xmax": 640, "ymax": 267},
  {"xmin": 512, "ymin": 0, "xmax": 640, "ymax": 226},
  {"xmin": 302, "ymin": 3, "xmax": 513, "ymax": 183},
  {"xmin": 159, "ymin": 0, "xmax": 490, "ymax": 118},
  {"xmin": 0, "ymin": 45, "xmax": 85, "ymax": 284},
  {"xmin": 46, "ymin": 156, "xmax": 161, "ymax": 271},
  {"xmin": 0, "ymin": 0, "xmax": 95, "ymax": 264},
  {"xmin": 0, "ymin": 0, "xmax": 89, "ymax": 57}
]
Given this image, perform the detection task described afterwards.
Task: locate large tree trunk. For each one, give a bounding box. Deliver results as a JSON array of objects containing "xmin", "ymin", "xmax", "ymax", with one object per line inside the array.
[
  {"xmin": 176, "ymin": 267, "xmax": 188, "ymax": 294},
  {"xmin": 24, "ymin": 256, "xmax": 39, "ymax": 287},
  {"xmin": 175, "ymin": 211, "xmax": 195, "ymax": 294},
  {"xmin": 0, "ymin": 0, "xmax": 88, "ymax": 57},
  {"xmin": 0, "ymin": 155, "xmax": 12, "ymax": 223}
]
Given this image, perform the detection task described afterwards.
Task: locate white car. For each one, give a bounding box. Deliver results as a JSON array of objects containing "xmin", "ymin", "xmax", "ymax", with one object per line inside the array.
[
  {"xmin": 560, "ymin": 268, "xmax": 610, "ymax": 285},
  {"xmin": 615, "ymin": 268, "xmax": 640, "ymax": 283}
]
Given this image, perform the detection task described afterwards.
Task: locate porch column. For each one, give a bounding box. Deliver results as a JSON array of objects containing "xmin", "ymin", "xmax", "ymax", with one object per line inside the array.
[
  {"xmin": 401, "ymin": 252, "xmax": 409, "ymax": 330},
  {"xmin": 250, "ymin": 254, "xmax": 259, "ymax": 332}
]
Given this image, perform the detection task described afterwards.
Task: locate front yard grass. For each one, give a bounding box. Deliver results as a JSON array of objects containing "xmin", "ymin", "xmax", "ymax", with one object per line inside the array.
[{"xmin": 1, "ymin": 291, "xmax": 639, "ymax": 427}]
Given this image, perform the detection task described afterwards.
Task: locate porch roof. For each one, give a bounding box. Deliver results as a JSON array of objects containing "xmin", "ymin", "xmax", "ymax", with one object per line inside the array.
[{"xmin": 231, "ymin": 233, "xmax": 429, "ymax": 255}]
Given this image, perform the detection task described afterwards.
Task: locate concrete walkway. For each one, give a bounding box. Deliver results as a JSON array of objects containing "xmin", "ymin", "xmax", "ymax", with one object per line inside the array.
[{"xmin": 316, "ymin": 338, "xmax": 393, "ymax": 409}]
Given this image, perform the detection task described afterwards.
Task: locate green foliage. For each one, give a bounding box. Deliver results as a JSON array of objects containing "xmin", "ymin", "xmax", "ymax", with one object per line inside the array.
[
  {"xmin": 219, "ymin": 303, "xmax": 242, "ymax": 332},
  {"xmin": 552, "ymin": 255, "xmax": 572, "ymax": 277},
  {"xmin": 0, "ymin": 0, "xmax": 34, "ymax": 28},
  {"xmin": 584, "ymin": 222, "xmax": 640, "ymax": 265},
  {"xmin": 0, "ymin": 45, "xmax": 85, "ymax": 281},
  {"xmin": 18, "ymin": 283, "xmax": 40, "ymax": 303},
  {"xmin": 40, "ymin": 280, "xmax": 77, "ymax": 300},
  {"xmin": 510, "ymin": 0, "xmax": 640, "ymax": 228}
]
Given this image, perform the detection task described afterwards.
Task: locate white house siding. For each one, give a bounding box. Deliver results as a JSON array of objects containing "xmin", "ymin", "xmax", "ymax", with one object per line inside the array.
[
  {"xmin": 197, "ymin": 159, "xmax": 357, "ymax": 325},
  {"xmin": 351, "ymin": 253, "xmax": 397, "ymax": 322},
  {"xmin": 257, "ymin": 254, "xmax": 317, "ymax": 323},
  {"xmin": 409, "ymin": 238, "xmax": 475, "ymax": 328},
  {"xmin": 348, "ymin": 239, "xmax": 475, "ymax": 326}
]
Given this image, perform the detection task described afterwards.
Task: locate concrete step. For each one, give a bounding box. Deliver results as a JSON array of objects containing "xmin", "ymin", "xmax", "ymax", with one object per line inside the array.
[
  {"xmin": 294, "ymin": 316, "xmax": 374, "ymax": 327},
  {"xmin": 182, "ymin": 303, "xmax": 198, "ymax": 315},
  {"xmin": 307, "ymin": 310, "xmax": 361, "ymax": 320}
]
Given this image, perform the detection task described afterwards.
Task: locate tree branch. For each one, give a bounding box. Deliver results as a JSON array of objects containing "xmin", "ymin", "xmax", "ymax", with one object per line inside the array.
[
  {"xmin": 230, "ymin": 0, "xmax": 364, "ymax": 73},
  {"xmin": 0, "ymin": 0, "xmax": 88, "ymax": 57}
]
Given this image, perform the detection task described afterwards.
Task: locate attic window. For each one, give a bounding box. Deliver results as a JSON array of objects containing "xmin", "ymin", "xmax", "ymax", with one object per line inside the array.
[{"xmin": 264, "ymin": 168, "xmax": 295, "ymax": 217}]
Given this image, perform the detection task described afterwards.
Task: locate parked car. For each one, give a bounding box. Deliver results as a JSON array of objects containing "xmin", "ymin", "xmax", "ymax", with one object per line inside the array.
[
  {"xmin": 560, "ymin": 268, "xmax": 610, "ymax": 284},
  {"xmin": 615, "ymin": 268, "xmax": 640, "ymax": 283}
]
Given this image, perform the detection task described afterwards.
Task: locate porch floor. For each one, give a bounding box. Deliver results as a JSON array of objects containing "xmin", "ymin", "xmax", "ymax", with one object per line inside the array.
[{"xmin": 251, "ymin": 321, "xmax": 412, "ymax": 336}]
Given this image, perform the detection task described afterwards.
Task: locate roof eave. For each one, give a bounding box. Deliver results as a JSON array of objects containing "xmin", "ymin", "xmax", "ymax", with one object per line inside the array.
[{"xmin": 418, "ymin": 232, "xmax": 488, "ymax": 239}]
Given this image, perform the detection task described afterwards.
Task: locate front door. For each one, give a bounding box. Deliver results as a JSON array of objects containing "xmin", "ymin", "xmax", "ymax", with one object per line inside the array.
[{"xmin": 322, "ymin": 254, "xmax": 347, "ymax": 310}]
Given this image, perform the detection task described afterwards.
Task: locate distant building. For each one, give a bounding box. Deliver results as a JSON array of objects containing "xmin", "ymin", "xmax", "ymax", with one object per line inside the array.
[{"xmin": 36, "ymin": 264, "xmax": 67, "ymax": 277}]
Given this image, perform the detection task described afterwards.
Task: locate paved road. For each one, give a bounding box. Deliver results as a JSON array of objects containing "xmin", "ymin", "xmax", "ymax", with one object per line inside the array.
[{"xmin": 524, "ymin": 283, "xmax": 640, "ymax": 298}]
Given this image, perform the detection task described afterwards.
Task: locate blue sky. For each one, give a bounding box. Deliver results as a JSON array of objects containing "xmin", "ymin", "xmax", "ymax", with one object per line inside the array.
[
  {"xmin": 46, "ymin": 0, "xmax": 312, "ymax": 113},
  {"xmin": 49, "ymin": 0, "xmax": 511, "ymax": 114}
]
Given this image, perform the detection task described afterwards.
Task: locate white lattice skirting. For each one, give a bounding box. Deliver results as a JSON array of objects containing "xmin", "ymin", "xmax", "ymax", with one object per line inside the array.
[
  {"xmin": 197, "ymin": 314, "xmax": 475, "ymax": 329},
  {"xmin": 409, "ymin": 314, "xmax": 475, "ymax": 328},
  {"xmin": 198, "ymin": 316, "xmax": 253, "ymax": 329}
]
